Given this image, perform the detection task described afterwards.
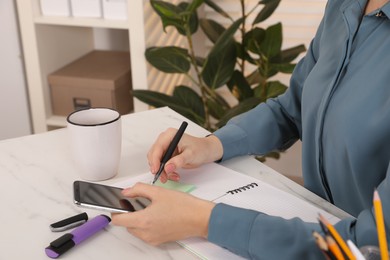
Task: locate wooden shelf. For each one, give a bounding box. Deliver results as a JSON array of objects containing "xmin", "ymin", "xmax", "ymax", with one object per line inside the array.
[{"xmin": 34, "ymin": 15, "xmax": 129, "ymax": 29}]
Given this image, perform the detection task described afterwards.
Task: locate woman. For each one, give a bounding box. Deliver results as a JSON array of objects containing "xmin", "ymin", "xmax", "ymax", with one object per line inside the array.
[{"xmin": 112, "ymin": 0, "xmax": 390, "ymax": 258}]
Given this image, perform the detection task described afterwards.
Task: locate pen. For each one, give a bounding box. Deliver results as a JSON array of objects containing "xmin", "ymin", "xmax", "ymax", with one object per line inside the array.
[
  {"xmin": 45, "ymin": 215, "xmax": 111, "ymax": 258},
  {"xmin": 373, "ymin": 189, "xmax": 389, "ymax": 260},
  {"xmin": 152, "ymin": 121, "xmax": 188, "ymax": 185}
]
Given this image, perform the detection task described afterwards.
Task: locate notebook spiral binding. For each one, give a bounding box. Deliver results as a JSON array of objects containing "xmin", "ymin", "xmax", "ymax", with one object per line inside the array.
[{"xmin": 227, "ymin": 183, "xmax": 258, "ymax": 194}]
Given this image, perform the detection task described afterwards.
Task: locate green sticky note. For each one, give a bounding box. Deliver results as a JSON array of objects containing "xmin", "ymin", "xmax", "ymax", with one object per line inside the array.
[{"xmin": 155, "ymin": 180, "xmax": 196, "ymax": 193}]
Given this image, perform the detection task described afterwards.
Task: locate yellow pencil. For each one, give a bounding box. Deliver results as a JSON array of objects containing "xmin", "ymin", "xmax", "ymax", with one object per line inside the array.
[
  {"xmin": 373, "ymin": 189, "xmax": 389, "ymax": 260},
  {"xmin": 326, "ymin": 235, "xmax": 345, "ymax": 260},
  {"xmin": 319, "ymin": 214, "xmax": 356, "ymax": 260}
]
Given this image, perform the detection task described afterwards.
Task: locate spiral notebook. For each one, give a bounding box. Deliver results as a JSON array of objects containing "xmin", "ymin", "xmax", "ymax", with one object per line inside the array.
[{"xmin": 114, "ymin": 163, "xmax": 340, "ymax": 259}]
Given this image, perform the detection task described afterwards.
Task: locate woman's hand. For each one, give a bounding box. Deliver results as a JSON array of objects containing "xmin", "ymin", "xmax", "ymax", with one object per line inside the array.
[
  {"xmin": 111, "ymin": 183, "xmax": 215, "ymax": 245},
  {"xmin": 147, "ymin": 129, "xmax": 223, "ymax": 183}
]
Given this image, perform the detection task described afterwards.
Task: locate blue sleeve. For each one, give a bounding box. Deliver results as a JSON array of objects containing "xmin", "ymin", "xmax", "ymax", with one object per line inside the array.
[
  {"xmin": 208, "ymin": 203, "xmax": 326, "ymax": 259},
  {"xmin": 213, "ymin": 19, "xmax": 322, "ymax": 161},
  {"xmin": 208, "ymin": 163, "xmax": 390, "ymax": 259}
]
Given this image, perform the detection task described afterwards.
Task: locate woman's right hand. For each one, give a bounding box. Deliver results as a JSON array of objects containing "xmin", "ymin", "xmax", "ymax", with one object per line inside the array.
[{"xmin": 147, "ymin": 129, "xmax": 223, "ymax": 183}]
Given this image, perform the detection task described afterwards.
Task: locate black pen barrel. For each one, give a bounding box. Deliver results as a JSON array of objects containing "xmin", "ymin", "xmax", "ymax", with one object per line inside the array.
[{"xmin": 161, "ymin": 121, "xmax": 188, "ymax": 163}]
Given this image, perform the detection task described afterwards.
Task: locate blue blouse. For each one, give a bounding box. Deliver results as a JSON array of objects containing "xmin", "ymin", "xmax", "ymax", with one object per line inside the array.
[{"xmin": 210, "ymin": 0, "xmax": 390, "ymax": 258}]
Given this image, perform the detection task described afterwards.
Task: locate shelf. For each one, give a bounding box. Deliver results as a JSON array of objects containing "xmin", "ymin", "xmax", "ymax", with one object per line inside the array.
[
  {"xmin": 17, "ymin": 0, "xmax": 153, "ymax": 133},
  {"xmin": 34, "ymin": 15, "xmax": 129, "ymax": 29},
  {"xmin": 46, "ymin": 115, "xmax": 67, "ymax": 128}
]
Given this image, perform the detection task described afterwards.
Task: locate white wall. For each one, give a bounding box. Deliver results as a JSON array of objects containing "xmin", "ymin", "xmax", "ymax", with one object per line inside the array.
[{"xmin": 0, "ymin": 0, "xmax": 31, "ymax": 140}]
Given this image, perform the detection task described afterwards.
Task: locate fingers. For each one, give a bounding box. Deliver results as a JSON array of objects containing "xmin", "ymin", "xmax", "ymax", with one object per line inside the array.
[
  {"xmin": 146, "ymin": 127, "xmax": 223, "ymax": 184},
  {"xmin": 166, "ymin": 171, "xmax": 180, "ymax": 182},
  {"xmin": 165, "ymin": 147, "xmax": 192, "ymax": 170},
  {"xmin": 111, "ymin": 211, "xmax": 141, "ymax": 227},
  {"xmin": 147, "ymin": 142, "xmax": 164, "ymax": 174},
  {"xmin": 122, "ymin": 182, "xmax": 156, "ymax": 200},
  {"xmin": 112, "ymin": 182, "xmax": 216, "ymax": 246},
  {"xmin": 147, "ymin": 128, "xmax": 178, "ymax": 174},
  {"xmin": 157, "ymin": 171, "xmax": 180, "ymax": 183},
  {"xmin": 147, "ymin": 128, "xmax": 189, "ymax": 183}
]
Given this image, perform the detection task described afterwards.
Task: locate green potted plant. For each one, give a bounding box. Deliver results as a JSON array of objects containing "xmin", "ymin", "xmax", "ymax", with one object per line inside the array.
[{"xmin": 133, "ymin": 0, "xmax": 305, "ymax": 158}]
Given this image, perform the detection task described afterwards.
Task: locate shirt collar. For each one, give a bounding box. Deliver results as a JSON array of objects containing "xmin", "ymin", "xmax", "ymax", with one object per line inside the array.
[
  {"xmin": 340, "ymin": 0, "xmax": 367, "ymax": 14},
  {"xmin": 379, "ymin": 2, "xmax": 390, "ymax": 19},
  {"xmin": 341, "ymin": 0, "xmax": 390, "ymax": 24}
]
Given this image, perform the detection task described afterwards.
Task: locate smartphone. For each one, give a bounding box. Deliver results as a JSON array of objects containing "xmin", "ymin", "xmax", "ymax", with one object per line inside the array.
[{"xmin": 73, "ymin": 181, "xmax": 151, "ymax": 213}]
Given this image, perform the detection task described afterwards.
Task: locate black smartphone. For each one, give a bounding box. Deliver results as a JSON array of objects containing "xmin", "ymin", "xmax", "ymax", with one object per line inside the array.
[{"xmin": 73, "ymin": 181, "xmax": 151, "ymax": 213}]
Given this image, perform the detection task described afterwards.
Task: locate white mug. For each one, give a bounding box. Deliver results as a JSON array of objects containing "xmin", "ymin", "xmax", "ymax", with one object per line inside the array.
[{"xmin": 67, "ymin": 108, "xmax": 122, "ymax": 181}]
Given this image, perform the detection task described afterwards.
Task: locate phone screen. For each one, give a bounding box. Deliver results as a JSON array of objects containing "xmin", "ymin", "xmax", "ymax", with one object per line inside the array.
[{"xmin": 73, "ymin": 181, "xmax": 150, "ymax": 213}]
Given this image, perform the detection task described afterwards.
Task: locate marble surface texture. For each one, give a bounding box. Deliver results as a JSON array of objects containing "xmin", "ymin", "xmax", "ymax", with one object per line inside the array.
[{"xmin": 0, "ymin": 107, "xmax": 350, "ymax": 259}]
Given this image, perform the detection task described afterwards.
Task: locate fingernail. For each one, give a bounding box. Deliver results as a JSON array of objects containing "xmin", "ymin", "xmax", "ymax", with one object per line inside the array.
[
  {"xmin": 171, "ymin": 175, "xmax": 180, "ymax": 181},
  {"xmin": 150, "ymin": 164, "xmax": 156, "ymax": 174}
]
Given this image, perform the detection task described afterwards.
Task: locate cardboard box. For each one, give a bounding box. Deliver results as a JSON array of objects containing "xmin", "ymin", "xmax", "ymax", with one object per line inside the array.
[
  {"xmin": 49, "ymin": 50, "xmax": 132, "ymax": 116},
  {"xmin": 102, "ymin": 0, "xmax": 128, "ymax": 20},
  {"xmin": 40, "ymin": 0, "xmax": 71, "ymax": 17},
  {"xmin": 70, "ymin": 0, "xmax": 102, "ymax": 18}
]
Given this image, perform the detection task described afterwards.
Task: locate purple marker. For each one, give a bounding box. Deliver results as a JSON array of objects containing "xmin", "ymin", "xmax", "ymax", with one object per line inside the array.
[{"xmin": 45, "ymin": 215, "xmax": 111, "ymax": 258}]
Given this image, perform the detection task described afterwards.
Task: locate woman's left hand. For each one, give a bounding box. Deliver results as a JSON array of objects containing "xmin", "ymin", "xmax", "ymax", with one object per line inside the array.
[{"xmin": 111, "ymin": 182, "xmax": 215, "ymax": 245}]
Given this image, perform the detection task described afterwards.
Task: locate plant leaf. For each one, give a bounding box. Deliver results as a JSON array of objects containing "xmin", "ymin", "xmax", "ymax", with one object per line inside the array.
[
  {"xmin": 253, "ymin": 0, "xmax": 281, "ymax": 25},
  {"xmin": 271, "ymin": 63, "xmax": 297, "ymax": 74},
  {"xmin": 261, "ymin": 22, "xmax": 282, "ymax": 58},
  {"xmin": 132, "ymin": 89, "xmax": 204, "ymax": 125},
  {"xmin": 150, "ymin": 0, "xmax": 185, "ymax": 32},
  {"xmin": 145, "ymin": 46, "xmax": 190, "ymax": 73},
  {"xmin": 204, "ymin": 0, "xmax": 231, "ymax": 19},
  {"xmin": 270, "ymin": 44, "xmax": 306, "ymax": 63},
  {"xmin": 235, "ymin": 42, "xmax": 256, "ymax": 64},
  {"xmin": 200, "ymin": 18, "xmax": 226, "ymax": 43},
  {"xmin": 185, "ymin": 0, "xmax": 205, "ymax": 12},
  {"xmin": 132, "ymin": 89, "xmax": 175, "ymax": 107},
  {"xmin": 178, "ymin": 2, "xmax": 199, "ymax": 35},
  {"xmin": 264, "ymin": 81, "xmax": 287, "ymax": 99},
  {"xmin": 195, "ymin": 56, "xmax": 206, "ymax": 67},
  {"xmin": 202, "ymin": 41, "xmax": 237, "ymax": 89},
  {"xmin": 202, "ymin": 18, "xmax": 243, "ymax": 88},
  {"xmin": 253, "ymin": 80, "xmax": 287, "ymax": 101},
  {"xmin": 227, "ymin": 70, "xmax": 254, "ymax": 101},
  {"xmin": 214, "ymin": 92, "xmax": 232, "ymax": 109},
  {"xmin": 216, "ymin": 97, "xmax": 262, "ymax": 127},
  {"xmin": 244, "ymin": 27, "xmax": 266, "ymax": 54},
  {"xmin": 246, "ymin": 69, "xmax": 266, "ymax": 85},
  {"xmin": 211, "ymin": 18, "xmax": 243, "ymax": 51},
  {"xmin": 151, "ymin": 0, "xmax": 181, "ymax": 19},
  {"xmin": 206, "ymin": 98, "xmax": 227, "ymax": 120},
  {"xmin": 172, "ymin": 85, "xmax": 205, "ymax": 119}
]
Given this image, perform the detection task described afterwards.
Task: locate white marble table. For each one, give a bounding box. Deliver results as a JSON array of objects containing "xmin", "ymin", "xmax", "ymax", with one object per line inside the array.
[{"xmin": 0, "ymin": 107, "xmax": 350, "ymax": 260}]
